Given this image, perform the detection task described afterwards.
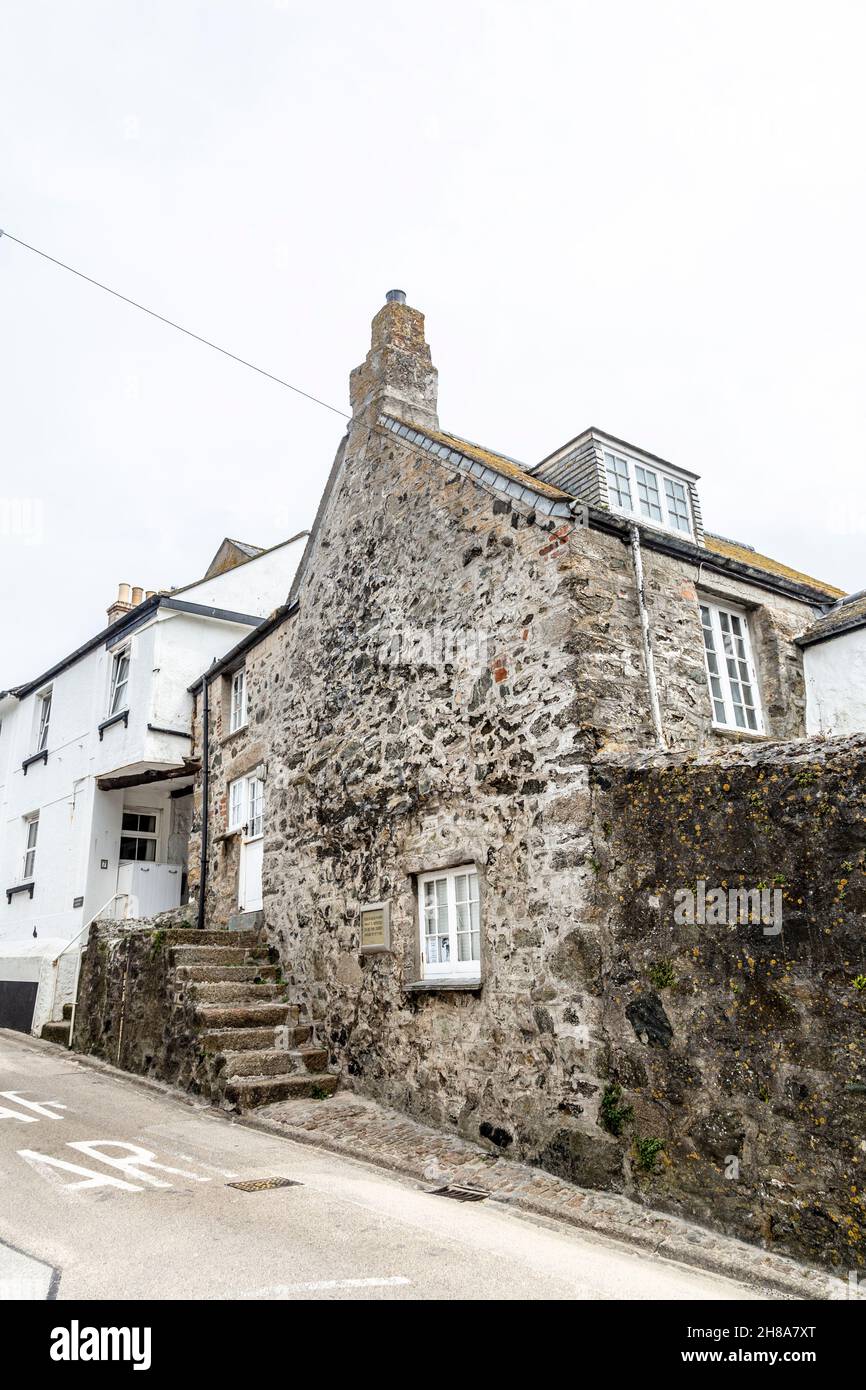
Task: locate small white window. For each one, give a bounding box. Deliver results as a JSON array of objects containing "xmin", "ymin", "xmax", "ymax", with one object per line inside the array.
[
  {"xmin": 228, "ymin": 778, "xmax": 245, "ymax": 831},
  {"xmin": 22, "ymin": 815, "xmax": 39, "ymax": 880},
  {"xmin": 229, "ymin": 668, "xmax": 247, "ymax": 733},
  {"xmin": 699, "ymin": 602, "xmax": 763, "ymax": 733},
  {"xmin": 120, "ymin": 810, "xmax": 158, "ymax": 862},
  {"xmin": 603, "ymin": 448, "xmax": 694, "ymax": 537},
  {"xmin": 228, "ymin": 773, "xmax": 264, "ymax": 836},
  {"xmin": 418, "ymin": 865, "xmax": 481, "ymax": 978},
  {"xmin": 109, "ymin": 648, "xmax": 130, "ymax": 715},
  {"xmin": 35, "ymin": 689, "xmax": 52, "ymax": 752}
]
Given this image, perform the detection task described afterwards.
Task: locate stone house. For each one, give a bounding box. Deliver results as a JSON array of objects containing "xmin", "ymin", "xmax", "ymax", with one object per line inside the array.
[{"xmin": 185, "ymin": 293, "xmax": 865, "ymax": 1266}]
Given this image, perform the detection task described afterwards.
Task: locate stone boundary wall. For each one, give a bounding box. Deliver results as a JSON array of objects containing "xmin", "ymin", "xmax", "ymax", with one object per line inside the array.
[{"xmin": 585, "ymin": 733, "xmax": 866, "ymax": 1272}]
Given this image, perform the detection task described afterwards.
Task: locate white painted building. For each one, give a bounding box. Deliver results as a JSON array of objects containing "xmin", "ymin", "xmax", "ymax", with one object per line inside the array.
[
  {"xmin": 0, "ymin": 534, "xmax": 306, "ymax": 1033},
  {"xmin": 799, "ymin": 591, "xmax": 866, "ymax": 735}
]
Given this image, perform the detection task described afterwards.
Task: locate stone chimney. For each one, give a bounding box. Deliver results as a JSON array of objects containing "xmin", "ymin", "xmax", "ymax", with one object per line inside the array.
[
  {"xmin": 349, "ymin": 290, "xmax": 439, "ymax": 431},
  {"xmin": 106, "ymin": 582, "xmax": 152, "ymax": 625}
]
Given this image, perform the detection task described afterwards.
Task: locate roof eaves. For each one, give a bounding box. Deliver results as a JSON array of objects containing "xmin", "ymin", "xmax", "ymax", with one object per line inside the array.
[{"xmin": 189, "ymin": 600, "xmax": 299, "ymax": 692}]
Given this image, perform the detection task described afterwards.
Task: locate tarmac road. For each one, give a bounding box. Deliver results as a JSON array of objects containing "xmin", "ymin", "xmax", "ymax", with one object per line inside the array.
[{"xmin": 0, "ymin": 1030, "xmax": 767, "ymax": 1302}]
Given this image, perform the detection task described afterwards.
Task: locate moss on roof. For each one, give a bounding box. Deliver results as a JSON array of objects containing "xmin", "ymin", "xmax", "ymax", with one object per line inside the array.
[
  {"xmin": 798, "ymin": 591, "xmax": 866, "ymax": 645},
  {"xmin": 703, "ymin": 534, "xmax": 844, "ymax": 600},
  {"xmin": 429, "ymin": 428, "xmax": 571, "ymax": 501}
]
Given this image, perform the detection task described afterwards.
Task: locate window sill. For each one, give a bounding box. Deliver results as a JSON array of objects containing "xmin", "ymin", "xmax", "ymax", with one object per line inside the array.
[
  {"xmin": 99, "ymin": 709, "xmax": 130, "ymax": 740},
  {"xmin": 404, "ymin": 977, "xmax": 482, "ymax": 994},
  {"xmin": 215, "ymin": 828, "xmax": 241, "ymax": 845},
  {"xmin": 710, "ymin": 725, "xmax": 769, "ymax": 743},
  {"xmin": 6, "ymin": 882, "xmax": 35, "ymax": 904},
  {"xmin": 221, "ymin": 724, "xmax": 249, "ymax": 746},
  {"xmin": 22, "ymin": 750, "xmax": 48, "ymax": 774}
]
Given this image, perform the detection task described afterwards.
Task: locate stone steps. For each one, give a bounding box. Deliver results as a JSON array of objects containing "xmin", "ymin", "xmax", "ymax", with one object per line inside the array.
[
  {"xmin": 175, "ymin": 964, "xmax": 281, "ymax": 984},
  {"xmin": 220, "ymin": 1046, "xmax": 329, "ymax": 1077},
  {"xmin": 41, "ymin": 1020, "xmax": 71, "ymax": 1046},
  {"xmin": 187, "ymin": 981, "xmax": 286, "ymax": 1003},
  {"xmin": 161, "ymin": 928, "xmax": 261, "ymax": 947},
  {"xmin": 223, "ymin": 1072, "xmax": 338, "ymax": 1108},
  {"xmin": 200, "ymin": 1026, "xmax": 284, "ymax": 1053},
  {"xmin": 170, "ymin": 945, "xmax": 250, "ymax": 966},
  {"xmin": 194, "ymin": 1002, "xmax": 297, "ymax": 1029}
]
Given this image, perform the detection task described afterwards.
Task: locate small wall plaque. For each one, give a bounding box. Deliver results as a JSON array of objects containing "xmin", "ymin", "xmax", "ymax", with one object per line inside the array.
[
  {"xmin": 359, "ymin": 901, "xmax": 391, "ymax": 954},
  {"xmin": 72, "ymin": 895, "xmax": 84, "ymax": 909}
]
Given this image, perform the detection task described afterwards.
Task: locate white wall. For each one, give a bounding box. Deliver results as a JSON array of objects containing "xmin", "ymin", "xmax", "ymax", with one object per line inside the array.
[
  {"xmin": 0, "ymin": 535, "xmax": 305, "ymax": 959},
  {"xmin": 804, "ymin": 628, "xmax": 866, "ymax": 735},
  {"xmin": 175, "ymin": 535, "xmax": 305, "ymax": 617}
]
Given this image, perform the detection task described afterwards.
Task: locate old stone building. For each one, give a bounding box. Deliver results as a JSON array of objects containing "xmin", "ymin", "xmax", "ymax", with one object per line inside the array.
[{"xmin": 176, "ymin": 293, "xmax": 864, "ymax": 1268}]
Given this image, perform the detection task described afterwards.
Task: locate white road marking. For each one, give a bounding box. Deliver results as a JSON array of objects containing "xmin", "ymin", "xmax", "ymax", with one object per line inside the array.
[
  {"xmin": 0, "ymin": 1104, "xmax": 39, "ymax": 1123},
  {"xmin": 0, "ymin": 1091, "xmax": 66, "ymax": 1120},
  {"xmin": 66, "ymin": 1141, "xmax": 212, "ymax": 1188},
  {"xmin": 237, "ymin": 1275, "xmax": 412, "ymax": 1297},
  {"xmin": 17, "ymin": 1149, "xmax": 143, "ymax": 1191}
]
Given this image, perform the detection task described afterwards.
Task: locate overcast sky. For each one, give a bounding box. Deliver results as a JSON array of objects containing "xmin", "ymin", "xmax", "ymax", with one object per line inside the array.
[{"xmin": 2, "ymin": 0, "xmax": 864, "ymax": 685}]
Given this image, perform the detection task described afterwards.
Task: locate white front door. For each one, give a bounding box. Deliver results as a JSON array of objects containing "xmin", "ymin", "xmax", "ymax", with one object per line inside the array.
[{"xmin": 236, "ymin": 775, "xmax": 264, "ymax": 912}]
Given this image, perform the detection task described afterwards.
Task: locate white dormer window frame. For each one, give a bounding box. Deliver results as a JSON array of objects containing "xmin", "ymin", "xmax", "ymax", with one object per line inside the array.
[
  {"xmin": 229, "ymin": 667, "xmax": 247, "ymax": 733},
  {"xmin": 602, "ymin": 448, "xmax": 694, "ymax": 539}
]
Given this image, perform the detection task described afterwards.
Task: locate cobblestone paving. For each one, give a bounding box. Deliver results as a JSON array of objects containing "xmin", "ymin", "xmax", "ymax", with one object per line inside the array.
[{"xmin": 255, "ymin": 1091, "xmax": 843, "ymax": 1300}]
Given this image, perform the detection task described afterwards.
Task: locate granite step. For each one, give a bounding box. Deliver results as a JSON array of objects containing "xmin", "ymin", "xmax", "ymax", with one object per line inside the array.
[
  {"xmin": 161, "ymin": 928, "xmax": 261, "ymax": 947},
  {"xmin": 200, "ymin": 1026, "xmax": 283, "ymax": 1053},
  {"xmin": 170, "ymin": 945, "xmax": 249, "ymax": 966},
  {"xmin": 40, "ymin": 1020, "xmax": 71, "ymax": 1046},
  {"xmin": 174, "ymin": 964, "xmax": 281, "ymax": 984},
  {"xmin": 194, "ymin": 1002, "xmax": 296, "ymax": 1029},
  {"xmin": 224, "ymin": 1072, "xmax": 338, "ymax": 1108},
  {"xmin": 187, "ymin": 981, "xmax": 286, "ymax": 1004},
  {"xmin": 221, "ymin": 1049, "xmax": 302, "ymax": 1077},
  {"xmin": 220, "ymin": 1046, "xmax": 328, "ymax": 1078}
]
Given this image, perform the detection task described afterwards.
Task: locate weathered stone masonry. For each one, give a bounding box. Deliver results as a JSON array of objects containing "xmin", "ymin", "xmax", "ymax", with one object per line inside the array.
[{"xmin": 178, "ymin": 295, "xmax": 862, "ymax": 1269}]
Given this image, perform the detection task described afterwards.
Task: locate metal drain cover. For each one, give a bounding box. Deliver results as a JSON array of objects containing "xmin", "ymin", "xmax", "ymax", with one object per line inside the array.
[
  {"xmin": 227, "ymin": 1177, "xmax": 302, "ymax": 1192},
  {"xmin": 429, "ymin": 1185, "xmax": 488, "ymax": 1202}
]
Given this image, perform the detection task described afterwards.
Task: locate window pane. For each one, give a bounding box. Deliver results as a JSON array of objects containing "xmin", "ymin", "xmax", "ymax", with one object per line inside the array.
[
  {"xmin": 139, "ymin": 815, "xmax": 157, "ymax": 834},
  {"xmin": 700, "ymin": 602, "xmax": 761, "ymax": 731},
  {"xmin": 120, "ymin": 837, "xmax": 137, "ymax": 860},
  {"xmin": 664, "ymin": 477, "xmax": 691, "ymax": 533},
  {"xmin": 604, "ymin": 452, "xmax": 632, "ymax": 511},
  {"xmin": 635, "ymin": 465, "xmax": 662, "ymax": 522}
]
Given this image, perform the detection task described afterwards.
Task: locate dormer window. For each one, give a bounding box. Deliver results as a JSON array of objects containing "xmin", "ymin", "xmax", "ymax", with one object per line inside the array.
[{"xmin": 603, "ymin": 448, "xmax": 694, "ymax": 538}]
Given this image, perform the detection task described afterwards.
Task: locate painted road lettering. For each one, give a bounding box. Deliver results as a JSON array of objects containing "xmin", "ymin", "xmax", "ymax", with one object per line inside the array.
[
  {"xmin": 16, "ymin": 1140, "xmax": 213, "ymax": 1192},
  {"xmin": 0, "ymin": 1091, "xmax": 67, "ymax": 1122},
  {"xmin": 67, "ymin": 1141, "xmax": 210, "ymax": 1188}
]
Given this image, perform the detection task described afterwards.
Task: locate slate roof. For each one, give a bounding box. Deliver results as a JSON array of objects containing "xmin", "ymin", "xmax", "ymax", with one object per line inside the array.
[
  {"xmin": 704, "ymin": 534, "xmax": 845, "ymax": 602},
  {"xmin": 383, "ymin": 414, "xmax": 844, "ymax": 603},
  {"xmin": 380, "ymin": 417, "xmax": 571, "ymax": 511},
  {"xmin": 796, "ymin": 590, "xmax": 866, "ymax": 647}
]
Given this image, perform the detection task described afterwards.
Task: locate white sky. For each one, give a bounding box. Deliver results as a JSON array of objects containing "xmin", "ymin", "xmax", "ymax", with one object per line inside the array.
[{"xmin": 2, "ymin": 0, "xmax": 865, "ymax": 686}]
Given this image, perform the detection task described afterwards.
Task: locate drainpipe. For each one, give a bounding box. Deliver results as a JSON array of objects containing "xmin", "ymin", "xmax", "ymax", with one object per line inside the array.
[
  {"xmin": 196, "ymin": 678, "xmax": 210, "ymax": 931},
  {"xmin": 629, "ymin": 523, "xmax": 666, "ymax": 751}
]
